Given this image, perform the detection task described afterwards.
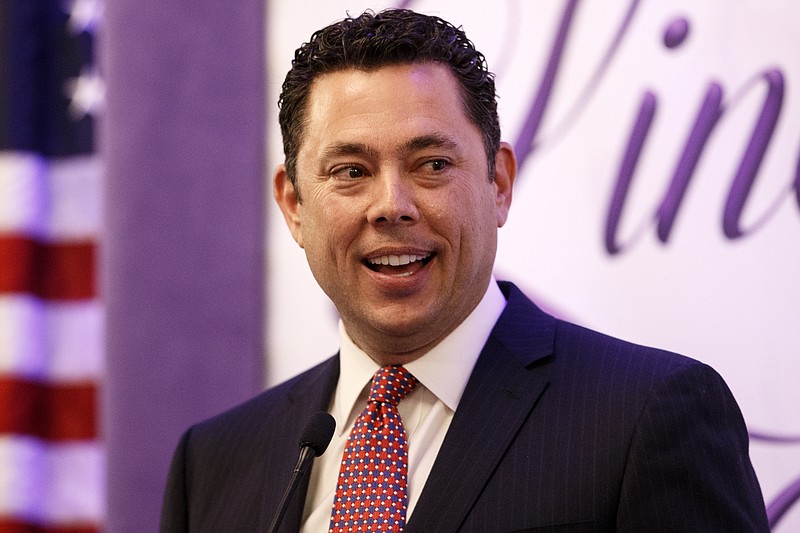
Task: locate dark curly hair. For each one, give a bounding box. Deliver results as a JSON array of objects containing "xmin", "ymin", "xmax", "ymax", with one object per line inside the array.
[{"xmin": 278, "ymin": 8, "xmax": 501, "ymax": 193}]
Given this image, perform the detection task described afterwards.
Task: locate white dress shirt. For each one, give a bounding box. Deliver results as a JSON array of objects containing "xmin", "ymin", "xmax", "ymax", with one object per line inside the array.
[{"xmin": 300, "ymin": 278, "xmax": 507, "ymax": 532}]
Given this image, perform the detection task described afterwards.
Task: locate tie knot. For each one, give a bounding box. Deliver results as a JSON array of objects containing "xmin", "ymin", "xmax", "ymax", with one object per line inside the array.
[{"xmin": 368, "ymin": 365, "xmax": 417, "ymax": 406}]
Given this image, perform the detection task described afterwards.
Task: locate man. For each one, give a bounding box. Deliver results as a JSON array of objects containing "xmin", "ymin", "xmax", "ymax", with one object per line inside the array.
[{"xmin": 160, "ymin": 9, "xmax": 769, "ymax": 532}]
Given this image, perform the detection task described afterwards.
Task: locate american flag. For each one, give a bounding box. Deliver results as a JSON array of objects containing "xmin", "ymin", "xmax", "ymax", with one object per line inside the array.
[{"xmin": 0, "ymin": 0, "xmax": 104, "ymax": 531}]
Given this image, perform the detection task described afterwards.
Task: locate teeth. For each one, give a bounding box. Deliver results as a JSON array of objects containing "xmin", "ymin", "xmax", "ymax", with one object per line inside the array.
[{"xmin": 368, "ymin": 254, "xmax": 429, "ymax": 266}]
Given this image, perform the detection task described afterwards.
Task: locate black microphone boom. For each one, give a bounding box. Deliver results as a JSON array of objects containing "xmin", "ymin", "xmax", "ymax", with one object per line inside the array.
[{"xmin": 267, "ymin": 411, "xmax": 335, "ymax": 533}]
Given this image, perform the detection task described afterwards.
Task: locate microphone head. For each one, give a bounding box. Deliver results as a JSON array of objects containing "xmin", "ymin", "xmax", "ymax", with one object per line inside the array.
[{"xmin": 299, "ymin": 411, "xmax": 336, "ymax": 457}]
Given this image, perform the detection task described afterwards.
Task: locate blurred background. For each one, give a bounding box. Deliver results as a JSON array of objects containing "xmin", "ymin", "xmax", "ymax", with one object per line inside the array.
[{"xmin": 1, "ymin": 0, "xmax": 797, "ymax": 531}]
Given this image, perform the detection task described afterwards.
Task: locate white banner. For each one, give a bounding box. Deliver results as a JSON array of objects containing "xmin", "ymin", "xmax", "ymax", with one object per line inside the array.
[{"xmin": 266, "ymin": 2, "xmax": 800, "ymax": 529}]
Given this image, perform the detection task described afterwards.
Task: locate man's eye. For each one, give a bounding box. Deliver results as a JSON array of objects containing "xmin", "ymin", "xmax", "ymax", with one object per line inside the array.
[
  {"xmin": 331, "ymin": 165, "xmax": 365, "ymax": 179},
  {"xmin": 429, "ymin": 159, "xmax": 448, "ymax": 172}
]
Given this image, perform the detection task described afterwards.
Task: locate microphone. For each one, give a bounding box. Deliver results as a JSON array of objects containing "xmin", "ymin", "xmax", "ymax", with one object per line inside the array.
[{"xmin": 267, "ymin": 411, "xmax": 335, "ymax": 533}]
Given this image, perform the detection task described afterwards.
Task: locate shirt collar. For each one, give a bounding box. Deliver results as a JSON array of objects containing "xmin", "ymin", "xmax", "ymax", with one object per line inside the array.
[{"xmin": 333, "ymin": 278, "xmax": 507, "ymax": 435}]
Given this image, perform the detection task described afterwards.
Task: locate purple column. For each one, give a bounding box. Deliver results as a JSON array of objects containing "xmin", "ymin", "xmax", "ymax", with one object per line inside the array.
[{"xmin": 101, "ymin": 1, "xmax": 265, "ymax": 530}]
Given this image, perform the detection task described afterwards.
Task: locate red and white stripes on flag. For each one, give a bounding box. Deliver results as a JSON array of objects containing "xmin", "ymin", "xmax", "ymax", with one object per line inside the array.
[{"xmin": 0, "ymin": 2, "xmax": 104, "ymax": 531}]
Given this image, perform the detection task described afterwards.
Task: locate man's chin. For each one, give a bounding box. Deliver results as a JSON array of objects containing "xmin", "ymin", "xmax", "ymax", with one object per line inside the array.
[{"xmin": 346, "ymin": 313, "xmax": 443, "ymax": 358}]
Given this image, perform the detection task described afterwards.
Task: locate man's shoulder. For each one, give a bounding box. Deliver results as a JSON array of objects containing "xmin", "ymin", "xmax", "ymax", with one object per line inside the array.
[
  {"xmin": 551, "ymin": 315, "xmax": 708, "ymax": 380},
  {"xmin": 188, "ymin": 355, "xmax": 339, "ymax": 442},
  {"xmin": 497, "ymin": 280, "xmax": 712, "ymax": 383}
]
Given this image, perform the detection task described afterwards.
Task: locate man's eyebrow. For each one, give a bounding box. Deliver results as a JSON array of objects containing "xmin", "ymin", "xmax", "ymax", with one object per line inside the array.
[
  {"xmin": 320, "ymin": 134, "xmax": 459, "ymax": 160},
  {"xmin": 404, "ymin": 133, "xmax": 459, "ymax": 153},
  {"xmin": 321, "ymin": 142, "xmax": 378, "ymax": 159}
]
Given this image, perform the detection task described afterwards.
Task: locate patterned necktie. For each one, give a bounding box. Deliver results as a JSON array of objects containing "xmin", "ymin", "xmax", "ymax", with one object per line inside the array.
[{"xmin": 329, "ymin": 365, "xmax": 418, "ymax": 532}]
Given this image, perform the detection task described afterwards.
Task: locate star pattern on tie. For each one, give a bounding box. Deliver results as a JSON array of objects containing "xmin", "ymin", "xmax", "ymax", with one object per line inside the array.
[{"xmin": 329, "ymin": 365, "xmax": 417, "ymax": 532}]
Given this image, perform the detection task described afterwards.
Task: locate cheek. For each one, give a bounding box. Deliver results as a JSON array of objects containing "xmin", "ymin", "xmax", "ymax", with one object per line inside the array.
[
  {"xmin": 425, "ymin": 196, "xmax": 485, "ymax": 260},
  {"xmin": 300, "ymin": 200, "xmax": 358, "ymax": 259},
  {"xmin": 459, "ymin": 190, "xmax": 502, "ymax": 259},
  {"xmin": 451, "ymin": 182, "xmax": 497, "ymax": 231}
]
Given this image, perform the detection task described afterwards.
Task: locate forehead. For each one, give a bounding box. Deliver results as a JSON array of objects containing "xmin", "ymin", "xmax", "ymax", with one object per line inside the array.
[{"xmin": 300, "ymin": 63, "xmax": 475, "ymax": 151}]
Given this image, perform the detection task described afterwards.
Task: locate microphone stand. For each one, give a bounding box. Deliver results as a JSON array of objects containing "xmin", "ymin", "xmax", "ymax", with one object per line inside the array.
[
  {"xmin": 266, "ymin": 445, "xmax": 317, "ymax": 533},
  {"xmin": 266, "ymin": 412, "xmax": 334, "ymax": 533}
]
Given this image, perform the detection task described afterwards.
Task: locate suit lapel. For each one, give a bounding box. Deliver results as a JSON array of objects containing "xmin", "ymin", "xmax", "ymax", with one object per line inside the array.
[{"xmin": 407, "ymin": 282, "xmax": 556, "ymax": 533}]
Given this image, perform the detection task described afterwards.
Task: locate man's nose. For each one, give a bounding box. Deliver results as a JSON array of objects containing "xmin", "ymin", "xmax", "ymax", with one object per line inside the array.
[{"xmin": 365, "ymin": 171, "xmax": 420, "ymax": 225}]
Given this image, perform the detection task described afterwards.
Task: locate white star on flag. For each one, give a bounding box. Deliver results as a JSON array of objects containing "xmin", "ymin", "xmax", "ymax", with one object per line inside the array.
[
  {"xmin": 65, "ymin": 67, "xmax": 105, "ymax": 119},
  {"xmin": 64, "ymin": 0, "xmax": 103, "ymax": 35}
]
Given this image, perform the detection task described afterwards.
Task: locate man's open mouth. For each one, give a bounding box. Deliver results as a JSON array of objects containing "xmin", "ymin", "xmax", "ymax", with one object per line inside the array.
[{"xmin": 364, "ymin": 253, "xmax": 432, "ymax": 277}]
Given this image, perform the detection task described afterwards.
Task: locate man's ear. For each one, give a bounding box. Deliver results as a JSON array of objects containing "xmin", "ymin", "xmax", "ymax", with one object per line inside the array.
[
  {"xmin": 273, "ymin": 164, "xmax": 304, "ymax": 248},
  {"xmin": 493, "ymin": 142, "xmax": 516, "ymax": 228}
]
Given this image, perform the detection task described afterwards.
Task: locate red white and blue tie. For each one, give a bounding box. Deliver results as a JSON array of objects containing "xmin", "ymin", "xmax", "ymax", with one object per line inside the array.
[{"xmin": 329, "ymin": 365, "xmax": 418, "ymax": 532}]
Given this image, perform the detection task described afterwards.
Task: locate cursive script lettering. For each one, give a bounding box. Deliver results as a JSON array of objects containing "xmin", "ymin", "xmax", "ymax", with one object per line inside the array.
[{"xmin": 503, "ymin": 0, "xmax": 798, "ymax": 253}]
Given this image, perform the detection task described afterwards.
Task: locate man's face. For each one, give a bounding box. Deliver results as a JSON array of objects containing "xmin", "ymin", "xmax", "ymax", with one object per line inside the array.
[{"xmin": 275, "ymin": 63, "xmax": 515, "ymax": 363}]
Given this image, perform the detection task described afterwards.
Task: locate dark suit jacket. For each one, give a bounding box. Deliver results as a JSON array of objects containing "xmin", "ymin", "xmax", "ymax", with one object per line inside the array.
[{"xmin": 160, "ymin": 282, "xmax": 769, "ymax": 532}]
